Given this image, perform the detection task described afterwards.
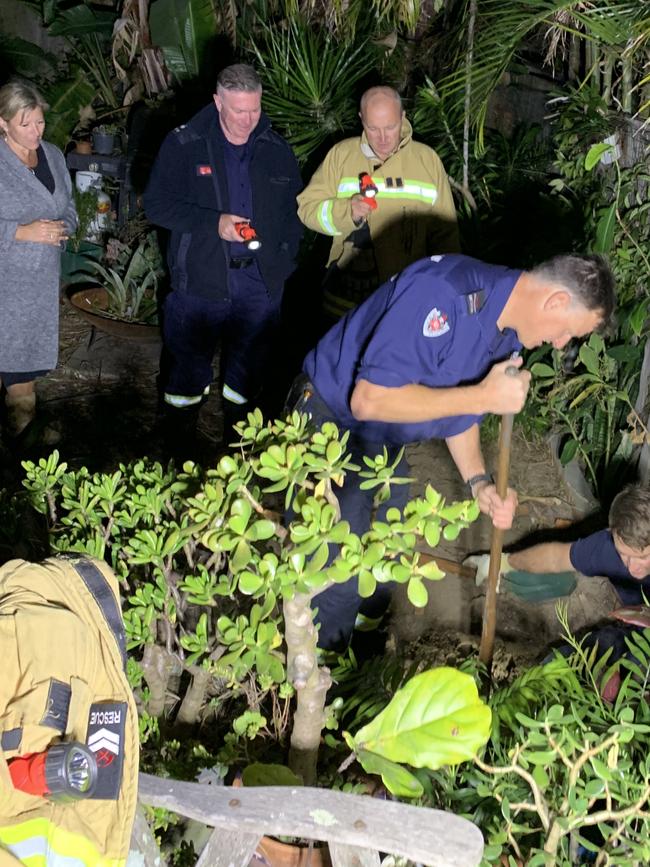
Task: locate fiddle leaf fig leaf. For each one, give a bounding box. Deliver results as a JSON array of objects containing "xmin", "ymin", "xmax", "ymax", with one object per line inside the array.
[
  {"xmin": 353, "ymin": 748, "xmax": 424, "ymax": 798},
  {"xmin": 350, "ymin": 667, "xmax": 491, "ymax": 770},
  {"xmin": 242, "ymin": 763, "xmax": 303, "ymax": 787}
]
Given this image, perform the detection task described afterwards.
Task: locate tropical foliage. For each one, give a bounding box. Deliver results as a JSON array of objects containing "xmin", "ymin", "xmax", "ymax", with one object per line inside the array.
[
  {"xmin": 421, "ymin": 608, "xmax": 650, "ymax": 865},
  {"xmin": 19, "ymin": 413, "xmax": 480, "ymax": 786}
]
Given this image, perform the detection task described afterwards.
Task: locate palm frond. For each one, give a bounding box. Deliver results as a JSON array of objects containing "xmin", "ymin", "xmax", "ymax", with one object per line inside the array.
[
  {"xmin": 248, "ymin": 18, "xmax": 379, "ymax": 163},
  {"xmin": 149, "ymin": 0, "xmax": 220, "ymax": 82}
]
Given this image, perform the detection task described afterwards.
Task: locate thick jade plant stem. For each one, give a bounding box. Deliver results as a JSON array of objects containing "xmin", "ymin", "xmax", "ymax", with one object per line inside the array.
[{"xmin": 284, "ymin": 592, "xmax": 331, "ymax": 785}]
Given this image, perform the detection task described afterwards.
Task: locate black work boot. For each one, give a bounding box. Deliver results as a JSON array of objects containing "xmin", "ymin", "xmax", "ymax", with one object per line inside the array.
[
  {"xmin": 221, "ymin": 400, "xmax": 251, "ymax": 446},
  {"xmin": 161, "ymin": 404, "xmax": 201, "ymax": 464}
]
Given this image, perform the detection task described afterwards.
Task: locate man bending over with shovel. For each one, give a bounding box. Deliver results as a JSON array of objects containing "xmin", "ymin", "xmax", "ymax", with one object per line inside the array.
[{"xmin": 285, "ymin": 252, "xmax": 616, "ymax": 650}]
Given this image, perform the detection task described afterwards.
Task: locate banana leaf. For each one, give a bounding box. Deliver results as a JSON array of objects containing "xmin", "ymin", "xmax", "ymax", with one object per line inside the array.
[
  {"xmin": 149, "ymin": 0, "xmax": 220, "ymax": 82},
  {"xmin": 47, "ymin": 5, "xmax": 116, "ymax": 38},
  {"xmin": 43, "ymin": 68, "xmax": 96, "ymax": 148},
  {"xmin": 435, "ymin": 0, "xmax": 649, "ymax": 152},
  {"xmin": 0, "ymin": 33, "xmax": 57, "ymax": 75}
]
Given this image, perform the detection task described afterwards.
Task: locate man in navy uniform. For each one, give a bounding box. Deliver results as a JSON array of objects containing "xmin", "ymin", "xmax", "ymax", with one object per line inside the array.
[
  {"xmin": 470, "ymin": 483, "xmax": 650, "ymax": 606},
  {"xmin": 144, "ymin": 64, "xmax": 302, "ymax": 444},
  {"xmin": 286, "ymin": 252, "xmax": 616, "ymax": 649}
]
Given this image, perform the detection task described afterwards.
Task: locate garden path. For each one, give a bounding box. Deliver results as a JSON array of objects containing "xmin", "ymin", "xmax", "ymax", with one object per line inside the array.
[{"xmin": 6, "ymin": 298, "xmax": 619, "ymax": 673}]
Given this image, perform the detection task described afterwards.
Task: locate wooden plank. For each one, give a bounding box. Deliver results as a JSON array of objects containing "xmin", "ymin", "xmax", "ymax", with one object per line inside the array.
[
  {"xmin": 328, "ymin": 842, "xmax": 381, "ymax": 867},
  {"xmin": 129, "ymin": 806, "xmax": 166, "ymax": 867},
  {"xmin": 138, "ymin": 774, "xmax": 484, "ymax": 867},
  {"xmin": 195, "ymin": 827, "xmax": 261, "ymax": 867}
]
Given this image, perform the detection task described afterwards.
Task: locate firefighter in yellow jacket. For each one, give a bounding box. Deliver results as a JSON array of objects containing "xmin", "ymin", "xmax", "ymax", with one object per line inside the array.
[
  {"xmin": 297, "ymin": 86, "xmax": 460, "ymax": 320},
  {"xmin": 0, "ymin": 556, "xmax": 138, "ymax": 866}
]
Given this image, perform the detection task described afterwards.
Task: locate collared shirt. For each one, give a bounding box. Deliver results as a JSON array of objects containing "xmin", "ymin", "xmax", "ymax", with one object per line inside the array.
[
  {"xmin": 571, "ymin": 529, "xmax": 650, "ymax": 605},
  {"xmin": 304, "ymin": 254, "xmax": 522, "ymax": 444},
  {"xmin": 222, "ymin": 134, "xmax": 255, "ymax": 259}
]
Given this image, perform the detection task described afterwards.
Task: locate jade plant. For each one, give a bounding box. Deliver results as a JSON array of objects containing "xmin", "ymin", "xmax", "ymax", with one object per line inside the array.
[{"xmin": 20, "ymin": 411, "xmax": 486, "ymax": 786}]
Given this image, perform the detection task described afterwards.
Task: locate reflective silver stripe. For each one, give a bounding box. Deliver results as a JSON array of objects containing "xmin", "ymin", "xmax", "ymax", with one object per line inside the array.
[
  {"xmin": 378, "ymin": 183, "xmax": 438, "ymax": 204},
  {"xmin": 222, "ymin": 384, "xmax": 247, "ymax": 405},
  {"xmin": 164, "ymin": 392, "xmax": 203, "ymax": 408},
  {"xmin": 7, "ymin": 836, "xmax": 87, "ymax": 867},
  {"xmin": 336, "ymin": 178, "xmax": 439, "ymax": 205},
  {"xmin": 337, "ymin": 179, "xmax": 358, "ymax": 196},
  {"xmin": 317, "ymin": 201, "xmax": 340, "ymax": 236}
]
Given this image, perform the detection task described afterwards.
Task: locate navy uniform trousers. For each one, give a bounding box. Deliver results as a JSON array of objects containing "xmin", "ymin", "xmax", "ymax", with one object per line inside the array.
[
  {"xmin": 163, "ymin": 260, "xmax": 281, "ymax": 410},
  {"xmin": 286, "ymin": 374, "xmax": 410, "ymax": 650}
]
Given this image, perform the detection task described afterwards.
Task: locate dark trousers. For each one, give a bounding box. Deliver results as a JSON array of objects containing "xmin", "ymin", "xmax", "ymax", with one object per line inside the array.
[
  {"xmin": 286, "ymin": 375, "xmax": 410, "ymax": 650},
  {"xmin": 163, "ymin": 264, "xmax": 281, "ymax": 406}
]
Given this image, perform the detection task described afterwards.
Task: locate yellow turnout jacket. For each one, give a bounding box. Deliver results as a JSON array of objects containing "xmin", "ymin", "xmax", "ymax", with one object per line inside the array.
[{"xmin": 0, "ymin": 557, "xmax": 138, "ymax": 867}]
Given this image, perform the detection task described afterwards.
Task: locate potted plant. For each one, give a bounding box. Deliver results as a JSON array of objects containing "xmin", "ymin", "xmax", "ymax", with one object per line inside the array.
[
  {"xmin": 60, "ymin": 187, "xmax": 105, "ymax": 284},
  {"xmin": 92, "ymin": 123, "xmax": 121, "ymax": 155},
  {"xmin": 66, "ymin": 226, "xmax": 164, "ymax": 338}
]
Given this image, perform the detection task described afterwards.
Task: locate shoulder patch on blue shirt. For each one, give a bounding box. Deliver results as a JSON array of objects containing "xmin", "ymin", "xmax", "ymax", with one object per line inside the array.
[
  {"xmin": 423, "ymin": 307, "xmax": 450, "ymax": 337},
  {"xmin": 173, "ymin": 124, "xmax": 200, "ymax": 145},
  {"xmin": 464, "ymin": 290, "xmax": 486, "ymax": 314}
]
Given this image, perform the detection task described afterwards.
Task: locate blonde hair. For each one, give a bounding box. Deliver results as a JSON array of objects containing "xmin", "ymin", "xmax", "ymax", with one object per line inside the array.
[{"xmin": 0, "ymin": 79, "xmax": 48, "ymax": 138}]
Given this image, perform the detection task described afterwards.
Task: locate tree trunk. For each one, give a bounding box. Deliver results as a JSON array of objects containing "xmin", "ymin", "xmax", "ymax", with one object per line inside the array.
[
  {"xmin": 141, "ymin": 643, "xmax": 181, "ymax": 717},
  {"xmin": 284, "ymin": 592, "xmax": 332, "ymax": 785},
  {"xmin": 176, "ymin": 665, "xmax": 212, "ymax": 725}
]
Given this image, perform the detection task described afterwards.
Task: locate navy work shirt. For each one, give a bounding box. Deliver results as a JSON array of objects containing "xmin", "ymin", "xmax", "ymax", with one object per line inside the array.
[
  {"xmin": 570, "ymin": 529, "xmax": 650, "ymax": 605},
  {"xmin": 222, "ymin": 136, "xmax": 255, "ymax": 260},
  {"xmin": 304, "ymin": 254, "xmax": 523, "ymax": 444}
]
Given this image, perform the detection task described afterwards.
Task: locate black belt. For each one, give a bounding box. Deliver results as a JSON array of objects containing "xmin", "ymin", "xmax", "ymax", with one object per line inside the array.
[
  {"xmin": 229, "ymin": 257, "xmax": 254, "ymax": 269},
  {"xmin": 284, "ymin": 372, "xmax": 314, "ymax": 415}
]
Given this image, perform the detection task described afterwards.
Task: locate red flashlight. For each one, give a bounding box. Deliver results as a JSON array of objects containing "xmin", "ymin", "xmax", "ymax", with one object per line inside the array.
[
  {"xmin": 234, "ymin": 222, "xmax": 262, "ymax": 250},
  {"xmin": 8, "ymin": 743, "xmax": 97, "ymax": 802},
  {"xmin": 358, "ymin": 173, "xmax": 378, "ymax": 209}
]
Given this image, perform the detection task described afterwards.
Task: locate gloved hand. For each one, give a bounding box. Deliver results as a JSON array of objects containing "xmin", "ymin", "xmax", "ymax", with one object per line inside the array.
[{"xmin": 463, "ymin": 553, "xmax": 513, "ymax": 589}]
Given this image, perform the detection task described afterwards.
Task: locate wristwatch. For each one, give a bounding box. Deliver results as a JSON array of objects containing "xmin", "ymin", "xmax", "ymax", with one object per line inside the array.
[{"xmin": 465, "ymin": 473, "xmax": 494, "ymax": 498}]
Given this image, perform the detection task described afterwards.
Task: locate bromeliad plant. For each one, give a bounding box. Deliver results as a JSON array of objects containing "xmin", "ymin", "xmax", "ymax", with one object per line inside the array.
[
  {"xmin": 68, "ymin": 229, "xmax": 164, "ymax": 324},
  {"xmin": 20, "ymin": 411, "xmax": 487, "ymax": 787}
]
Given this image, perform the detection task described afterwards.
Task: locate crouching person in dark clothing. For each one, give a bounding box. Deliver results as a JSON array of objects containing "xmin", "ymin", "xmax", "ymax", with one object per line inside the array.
[{"xmin": 144, "ymin": 64, "xmax": 303, "ymax": 450}]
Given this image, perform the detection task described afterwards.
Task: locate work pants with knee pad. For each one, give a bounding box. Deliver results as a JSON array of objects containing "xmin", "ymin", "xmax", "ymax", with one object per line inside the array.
[{"xmin": 285, "ymin": 375, "xmax": 411, "ymax": 651}]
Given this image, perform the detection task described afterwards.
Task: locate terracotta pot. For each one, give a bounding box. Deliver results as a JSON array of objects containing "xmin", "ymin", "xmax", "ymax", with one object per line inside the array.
[
  {"xmin": 75, "ymin": 140, "xmax": 93, "ymax": 155},
  {"xmin": 250, "ymin": 836, "xmax": 332, "ymax": 867},
  {"xmin": 67, "ymin": 286, "xmax": 160, "ymax": 343}
]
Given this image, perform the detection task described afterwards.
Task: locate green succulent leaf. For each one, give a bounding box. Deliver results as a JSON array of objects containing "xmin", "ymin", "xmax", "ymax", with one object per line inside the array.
[{"xmin": 354, "ymin": 749, "xmax": 424, "ymax": 798}]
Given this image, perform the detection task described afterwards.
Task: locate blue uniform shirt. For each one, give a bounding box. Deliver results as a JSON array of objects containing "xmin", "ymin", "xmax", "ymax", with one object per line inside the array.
[
  {"xmin": 222, "ymin": 135, "xmax": 255, "ymax": 260},
  {"xmin": 304, "ymin": 254, "xmax": 523, "ymax": 444},
  {"xmin": 570, "ymin": 529, "xmax": 650, "ymax": 605}
]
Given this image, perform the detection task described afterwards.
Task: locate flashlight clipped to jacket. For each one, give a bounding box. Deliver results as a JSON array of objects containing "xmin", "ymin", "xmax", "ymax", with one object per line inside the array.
[
  {"xmin": 8, "ymin": 742, "xmax": 98, "ymax": 803},
  {"xmin": 234, "ymin": 221, "xmax": 262, "ymax": 251},
  {"xmin": 358, "ymin": 172, "xmax": 378, "ymax": 210}
]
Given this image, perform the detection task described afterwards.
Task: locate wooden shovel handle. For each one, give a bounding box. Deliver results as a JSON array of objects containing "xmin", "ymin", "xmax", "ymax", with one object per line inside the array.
[{"xmin": 479, "ymin": 366, "xmax": 518, "ymax": 667}]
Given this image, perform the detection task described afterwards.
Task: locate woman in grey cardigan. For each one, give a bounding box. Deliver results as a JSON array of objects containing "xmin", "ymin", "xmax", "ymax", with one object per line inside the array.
[{"xmin": 0, "ymin": 79, "xmax": 76, "ymax": 436}]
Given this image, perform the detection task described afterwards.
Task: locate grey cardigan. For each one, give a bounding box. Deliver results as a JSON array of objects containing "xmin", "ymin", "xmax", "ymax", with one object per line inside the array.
[{"xmin": 0, "ymin": 139, "xmax": 76, "ymax": 372}]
